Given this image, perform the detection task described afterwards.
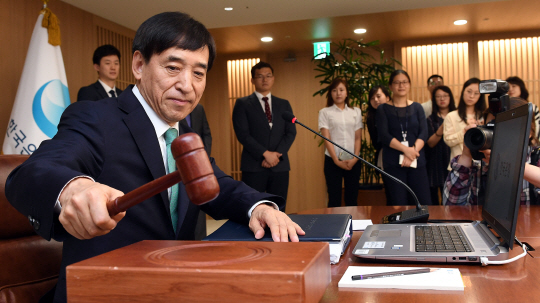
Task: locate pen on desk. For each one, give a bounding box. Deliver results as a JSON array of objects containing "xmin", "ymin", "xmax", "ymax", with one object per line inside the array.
[{"xmin": 351, "ymin": 268, "xmax": 434, "ymax": 280}]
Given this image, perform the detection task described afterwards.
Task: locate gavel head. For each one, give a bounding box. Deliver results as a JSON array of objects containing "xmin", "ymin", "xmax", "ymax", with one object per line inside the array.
[{"xmin": 171, "ymin": 133, "xmax": 220, "ymax": 205}]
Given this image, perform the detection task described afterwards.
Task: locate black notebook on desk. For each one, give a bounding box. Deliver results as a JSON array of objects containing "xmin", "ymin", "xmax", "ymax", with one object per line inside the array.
[{"xmin": 204, "ymin": 214, "xmax": 352, "ymax": 264}]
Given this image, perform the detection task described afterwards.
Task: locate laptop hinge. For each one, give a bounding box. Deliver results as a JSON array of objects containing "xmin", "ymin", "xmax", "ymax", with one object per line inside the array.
[{"xmin": 473, "ymin": 220, "xmax": 501, "ymax": 251}]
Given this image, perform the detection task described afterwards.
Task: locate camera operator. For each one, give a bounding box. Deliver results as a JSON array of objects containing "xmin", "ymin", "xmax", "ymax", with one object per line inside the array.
[{"xmin": 442, "ymin": 97, "xmax": 540, "ymax": 206}]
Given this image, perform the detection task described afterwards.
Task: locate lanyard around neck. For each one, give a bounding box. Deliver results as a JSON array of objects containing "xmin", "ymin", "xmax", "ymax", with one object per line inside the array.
[{"xmin": 392, "ymin": 102, "xmax": 408, "ymax": 142}]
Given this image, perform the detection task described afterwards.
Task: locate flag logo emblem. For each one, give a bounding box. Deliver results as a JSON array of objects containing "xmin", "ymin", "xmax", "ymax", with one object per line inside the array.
[{"xmin": 32, "ymin": 79, "xmax": 70, "ymax": 138}]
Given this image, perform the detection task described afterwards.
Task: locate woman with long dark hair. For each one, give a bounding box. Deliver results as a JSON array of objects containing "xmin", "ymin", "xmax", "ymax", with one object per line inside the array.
[
  {"xmin": 443, "ymin": 78, "xmax": 486, "ymax": 169},
  {"xmin": 318, "ymin": 78, "xmax": 363, "ymax": 207},
  {"xmin": 506, "ymin": 76, "xmax": 540, "ymax": 138},
  {"xmin": 376, "ymin": 70, "xmax": 431, "ymax": 206},
  {"xmin": 425, "ymin": 86, "xmax": 456, "ymax": 204},
  {"xmin": 366, "ymin": 85, "xmax": 391, "ymax": 168}
]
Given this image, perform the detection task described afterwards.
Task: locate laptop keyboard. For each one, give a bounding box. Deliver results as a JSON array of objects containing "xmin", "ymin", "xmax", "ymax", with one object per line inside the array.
[{"xmin": 415, "ymin": 225, "xmax": 473, "ymax": 252}]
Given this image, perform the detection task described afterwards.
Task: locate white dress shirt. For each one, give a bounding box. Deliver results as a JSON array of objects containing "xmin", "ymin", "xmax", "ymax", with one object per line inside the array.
[
  {"xmin": 254, "ymin": 91, "xmax": 273, "ymax": 128},
  {"xmin": 98, "ymin": 79, "xmax": 117, "ymax": 97},
  {"xmin": 318, "ymin": 104, "xmax": 363, "ymax": 157}
]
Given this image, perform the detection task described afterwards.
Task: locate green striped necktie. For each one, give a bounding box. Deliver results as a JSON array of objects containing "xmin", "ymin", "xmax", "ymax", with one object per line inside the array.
[{"xmin": 164, "ymin": 128, "xmax": 179, "ymax": 234}]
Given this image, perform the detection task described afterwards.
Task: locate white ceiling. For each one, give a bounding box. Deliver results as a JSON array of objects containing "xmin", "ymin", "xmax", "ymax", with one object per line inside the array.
[{"xmin": 60, "ymin": 0, "xmax": 499, "ymax": 30}]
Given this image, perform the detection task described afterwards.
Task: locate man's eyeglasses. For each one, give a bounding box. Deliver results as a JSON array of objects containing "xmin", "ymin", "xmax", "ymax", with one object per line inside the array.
[
  {"xmin": 429, "ymin": 79, "xmax": 443, "ymax": 86},
  {"xmin": 254, "ymin": 74, "xmax": 274, "ymax": 80}
]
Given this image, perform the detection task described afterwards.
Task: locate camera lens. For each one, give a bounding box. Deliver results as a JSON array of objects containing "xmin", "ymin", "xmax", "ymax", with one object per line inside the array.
[{"xmin": 464, "ymin": 127, "xmax": 493, "ymax": 151}]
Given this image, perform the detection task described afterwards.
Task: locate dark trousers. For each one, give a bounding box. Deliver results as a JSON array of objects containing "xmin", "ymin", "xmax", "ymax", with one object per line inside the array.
[
  {"xmin": 242, "ymin": 170, "xmax": 289, "ymax": 211},
  {"xmin": 324, "ymin": 156, "xmax": 361, "ymax": 208},
  {"xmin": 382, "ymin": 165, "xmax": 432, "ymax": 206},
  {"xmin": 430, "ymin": 186, "xmax": 443, "ymax": 205}
]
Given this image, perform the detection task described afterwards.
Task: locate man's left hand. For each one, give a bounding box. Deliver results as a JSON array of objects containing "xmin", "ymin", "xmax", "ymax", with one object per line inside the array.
[{"xmin": 249, "ymin": 204, "xmax": 305, "ymax": 242}]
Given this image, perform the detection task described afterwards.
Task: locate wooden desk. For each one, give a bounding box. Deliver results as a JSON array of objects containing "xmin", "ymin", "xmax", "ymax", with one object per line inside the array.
[{"xmin": 298, "ymin": 206, "xmax": 540, "ymax": 303}]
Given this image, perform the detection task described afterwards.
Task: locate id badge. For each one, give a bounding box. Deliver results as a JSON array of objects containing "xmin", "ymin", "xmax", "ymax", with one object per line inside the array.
[{"xmin": 401, "ymin": 141, "xmax": 409, "ymax": 147}]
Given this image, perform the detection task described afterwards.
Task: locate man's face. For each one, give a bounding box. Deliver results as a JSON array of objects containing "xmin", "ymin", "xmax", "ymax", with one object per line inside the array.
[
  {"xmin": 94, "ymin": 55, "xmax": 120, "ymax": 82},
  {"xmin": 427, "ymin": 77, "xmax": 443, "ymax": 94},
  {"xmin": 251, "ymin": 67, "xmax": 274, "ymax": 95},
  {"xmin": 132, "ymin": 47, "xmax": 209, "ymax": 126}
]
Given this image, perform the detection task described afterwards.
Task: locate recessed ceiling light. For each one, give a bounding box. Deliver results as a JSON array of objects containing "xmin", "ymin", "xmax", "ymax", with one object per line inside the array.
[
  {"xmin": 454, "ymin": 20, "xmax": 467, "ymax": 25},
  {"xmin": 354, "ymin": 28, "xmax": 367, "ymax": 34},
  {"xmin": 261, "ymin": 37, "xmax": 273, "ymax": 42},
  {"xmin": 224, "ymin": 7, "xmax": 233, "ymax": 11}
]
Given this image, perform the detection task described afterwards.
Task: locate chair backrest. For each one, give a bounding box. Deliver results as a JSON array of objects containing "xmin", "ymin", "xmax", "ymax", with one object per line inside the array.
[{"xmin": 0, "ymin": 155, "xmax": 63, "ymax": 302}]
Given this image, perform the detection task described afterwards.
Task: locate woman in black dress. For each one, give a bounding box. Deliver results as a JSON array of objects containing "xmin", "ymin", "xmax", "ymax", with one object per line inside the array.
[
  {"xmin": 376, "ymin": 70, "xmax": 432, "ymax": 206},
  {"xmin": 425, "ymin": 86, "xmax": 456, "ymax": 204},
  {"xmin": 366, "ymin": 85, "xmax": 391, "ymax": 169}
]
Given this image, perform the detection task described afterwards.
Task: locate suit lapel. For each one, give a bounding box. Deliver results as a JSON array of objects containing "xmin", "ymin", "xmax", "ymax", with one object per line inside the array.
[
  {"xmin": 118, "ymin": 88, "xmax": 170, "ymax": 208},
  {"xmin": 94, "ymin": 81, "xmax": 109, "ymax": 99},
  {"xmin": 190, "ymin": 107, "xmax": 200, "ymax": 132}
]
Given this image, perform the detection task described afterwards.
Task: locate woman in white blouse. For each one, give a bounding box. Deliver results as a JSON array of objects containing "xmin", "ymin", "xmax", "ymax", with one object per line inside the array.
[
  {"xmin": 318, "ymin": 78, "xmax": 363, "ymax": 207},
  {"xmin": 443, "ymin": 78, "xmax": 486, "ymax": 169}
]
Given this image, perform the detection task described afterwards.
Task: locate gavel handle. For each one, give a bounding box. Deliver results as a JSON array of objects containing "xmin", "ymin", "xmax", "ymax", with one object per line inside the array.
[{"xmin": 107, "ymin": 171, "xmax": 182, "ymax": 216}]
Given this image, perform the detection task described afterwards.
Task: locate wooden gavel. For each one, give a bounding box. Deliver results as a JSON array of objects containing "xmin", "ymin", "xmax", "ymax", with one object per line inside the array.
[{"xmin": 106, "ymin": 133, "xmax": 220, "ymax": 216}]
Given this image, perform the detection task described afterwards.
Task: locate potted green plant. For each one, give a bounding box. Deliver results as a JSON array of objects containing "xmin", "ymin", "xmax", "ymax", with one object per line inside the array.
[{"xmin": 312, "ymin": 38, "xmax": 399, "ymax": 192}]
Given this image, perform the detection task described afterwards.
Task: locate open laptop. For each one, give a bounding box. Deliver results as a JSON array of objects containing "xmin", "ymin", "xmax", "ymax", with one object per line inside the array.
[{"xmin": 353, "ymin": 103, "xmax": 532, "ymax": 263}]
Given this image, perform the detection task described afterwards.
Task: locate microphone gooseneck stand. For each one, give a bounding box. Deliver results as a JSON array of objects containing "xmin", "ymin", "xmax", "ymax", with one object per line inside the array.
[{"xmin": 282, "ymin": 111, "xmax": 429, "ymax": 224}]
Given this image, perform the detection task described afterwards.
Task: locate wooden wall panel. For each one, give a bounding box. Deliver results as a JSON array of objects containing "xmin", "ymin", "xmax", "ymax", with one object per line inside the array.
[
  {"xmin": 226, "ymin": 58, "xmax": 260, "ymax": 181},
  {"xmin": 401, "ymin": 43, "xmax": 469, "ymax": 106},
  {"xmin": 478, "ymin": 37, "xmax": 540, "ymax": 106}
]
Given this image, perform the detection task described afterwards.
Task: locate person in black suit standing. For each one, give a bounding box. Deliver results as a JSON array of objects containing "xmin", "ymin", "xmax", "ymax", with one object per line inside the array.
[
  {"xmin": 77, "ymin": 44, "xmax": 123, "ymax": 101},
  {"xmin": 232, "ymin": 62, "xmax": 296, "ymax": 210},
  {"xmin": 181, "ymin": 104, "xmax": 212, "ymax": 155}
]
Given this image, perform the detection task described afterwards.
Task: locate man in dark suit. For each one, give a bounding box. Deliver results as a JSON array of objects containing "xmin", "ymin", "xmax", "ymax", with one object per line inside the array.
[
  {"xmin": 181, "ymin": 104, "xmax": 212, "ymax": 155},
  {"xmin": 6, "ymin": 12, "xmax": 303, "ymax": 303},
  {"xmin": 77, "ymin": 44, "xmax": 123, "ymax": 101},
  {"xmin": 232, "ymin": 62, "xmax": 296, "ymax": 210}
]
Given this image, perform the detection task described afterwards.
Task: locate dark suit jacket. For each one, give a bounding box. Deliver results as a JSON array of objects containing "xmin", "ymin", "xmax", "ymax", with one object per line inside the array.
[
  {"xmin": 232, "ymin": 93, "xmax": 296, "ymax": 172},
  {"xmin": 6, "ymin": 86, "xmax": 282, "ymax": 302},
  {"xmin": 180, "ymin": 104, "xmax": 212, "ymax": 156},
  {"xmin": 76, "ymin": 80, "xmax": 122, "ymax": 101}
]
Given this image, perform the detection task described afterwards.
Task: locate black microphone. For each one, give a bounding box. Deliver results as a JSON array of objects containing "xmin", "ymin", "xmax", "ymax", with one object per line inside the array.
[{"xmin": 282, "ymin": 111, "xmax": 429, "ymax": 224}]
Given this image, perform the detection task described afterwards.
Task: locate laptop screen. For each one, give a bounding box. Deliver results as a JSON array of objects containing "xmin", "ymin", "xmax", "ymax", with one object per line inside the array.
[{"xmin": 482, "ymin": 103, "xmax": 532, "ymax": 249}]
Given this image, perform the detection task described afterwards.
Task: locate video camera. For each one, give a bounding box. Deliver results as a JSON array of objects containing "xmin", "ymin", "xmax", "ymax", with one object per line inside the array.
[{"xmin": 463, "ymin": 79, "xmax": 510, "ymax": 160}]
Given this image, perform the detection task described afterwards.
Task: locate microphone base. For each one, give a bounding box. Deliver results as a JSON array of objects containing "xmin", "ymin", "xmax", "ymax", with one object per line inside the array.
[{"xmin": 382, "ymin": 206, "xmax": 429, "ymax": 224}]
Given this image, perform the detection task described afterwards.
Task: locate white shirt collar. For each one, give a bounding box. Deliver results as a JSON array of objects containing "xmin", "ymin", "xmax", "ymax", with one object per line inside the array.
[
  {"xmin": 331, "ymin": 103, "xmax": 349, "ymax": 111},
  {"xmin": 254, "ymin": 91, "xmax": 272, "ymax": 101},
  {"xmin": 98, "ymin": 79, "xmax": 116, "ymax": 95},
  {"xmin": 132, "ymin": 85, "xmax": 179, "ymax": 138}
]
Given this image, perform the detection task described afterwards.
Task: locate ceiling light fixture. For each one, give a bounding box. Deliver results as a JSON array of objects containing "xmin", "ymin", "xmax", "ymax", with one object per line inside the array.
[
  {"xmin": 354, "ymin": 28, "xmax": 367, "ymax": 34},
  {"xmin": 224, "ymin": 7, "xmax": 233, "ymax": 11},
  {"xmin": 454, "ymin": 20, "xmax": 467, "ymax": 25},
  {"xmin": 261, "ymin": 37, "xmax": 273, "ymax": 42}
]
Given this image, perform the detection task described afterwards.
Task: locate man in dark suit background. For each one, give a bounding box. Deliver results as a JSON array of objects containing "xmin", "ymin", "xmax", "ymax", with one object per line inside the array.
[
  {"xmin": 77, "ymin": 44, "xmax": 123, "ymax": 101},
  {"xmin": 180, "ymin": 104, "xmax": 212, "ymax": 155},
  {"xmin": 6, "ymin": 12, "xmax": 303, "ymax": 302},
  {"xmin": 232, "ymin": 62, "xmax": 296, "ymax": 210}
]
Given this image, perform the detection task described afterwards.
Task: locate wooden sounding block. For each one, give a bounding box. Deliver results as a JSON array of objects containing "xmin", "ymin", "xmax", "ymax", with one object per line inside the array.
[{"xmin": 66, "ymin": 240, "xmax": 331, "ymax": 302}]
